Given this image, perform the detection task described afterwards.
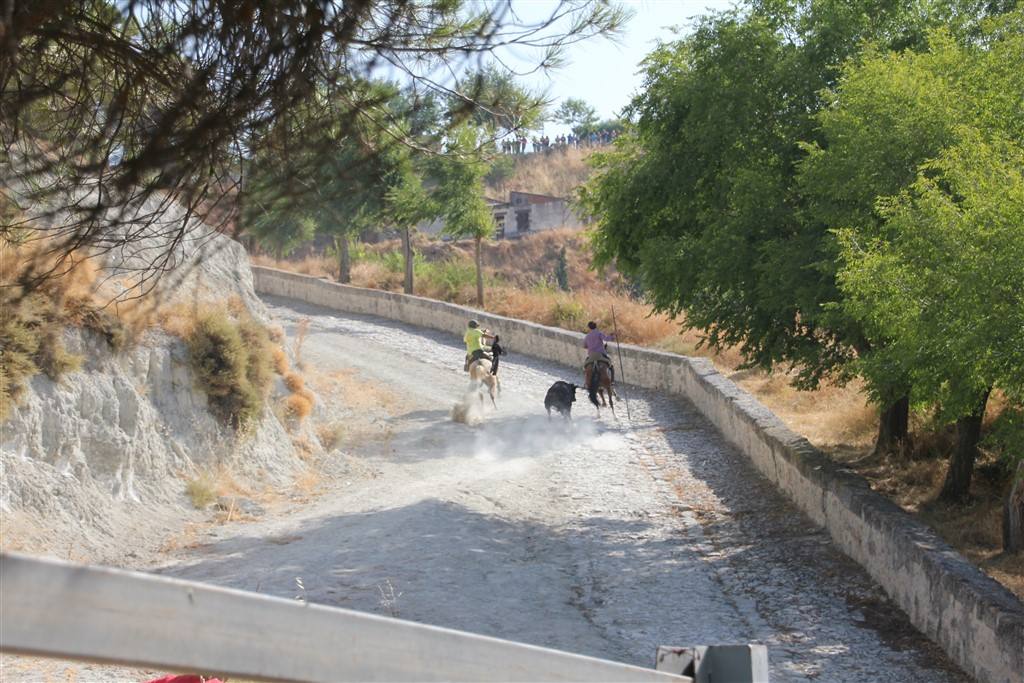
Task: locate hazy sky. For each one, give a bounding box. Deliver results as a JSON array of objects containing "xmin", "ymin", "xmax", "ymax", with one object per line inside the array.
[{"xmin": 513, "ymin": 0, "xmax": 738, "ymax": 134}]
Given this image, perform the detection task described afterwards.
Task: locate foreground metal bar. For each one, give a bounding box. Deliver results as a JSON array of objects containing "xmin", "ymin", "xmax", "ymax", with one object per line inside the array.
[{"xmin": 0, "ymin": 553, "xmax": 688, "ymax": 682}]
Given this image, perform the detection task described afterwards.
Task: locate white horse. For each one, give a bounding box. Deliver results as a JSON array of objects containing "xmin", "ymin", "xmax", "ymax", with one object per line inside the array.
[{"xmin": 467, "ymin": 357, "xmax": 500, "ymax": 408}]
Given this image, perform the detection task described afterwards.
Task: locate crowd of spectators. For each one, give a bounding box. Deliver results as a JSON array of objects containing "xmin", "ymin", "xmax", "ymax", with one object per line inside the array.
[{"xmin": 500, "ymin": 128, "xmax": 620, "ymax": 155}]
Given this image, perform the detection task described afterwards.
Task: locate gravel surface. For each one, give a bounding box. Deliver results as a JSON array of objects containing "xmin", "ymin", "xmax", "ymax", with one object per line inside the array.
[{"xmin": 2, "ymin": 295, "xmax": 969, "ymax": 682}]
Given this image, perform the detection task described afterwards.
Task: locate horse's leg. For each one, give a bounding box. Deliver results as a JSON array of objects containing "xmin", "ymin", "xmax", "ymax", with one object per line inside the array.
[{"xmin": 488, "ymin": 379, "xmax": 497, "ymax": 408}]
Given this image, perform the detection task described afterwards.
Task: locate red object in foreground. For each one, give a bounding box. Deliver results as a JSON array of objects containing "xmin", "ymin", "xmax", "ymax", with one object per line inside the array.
[{"xmin": 145, "ymin": 676, "xmax": 224, "ymax": 683}]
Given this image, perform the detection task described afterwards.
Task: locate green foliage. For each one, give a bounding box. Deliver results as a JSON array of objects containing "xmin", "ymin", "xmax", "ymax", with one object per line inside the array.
[
  {"xmin": 582, "ymin": 0, "xmax": 1018, "ymax": 406},
  {"xmin": 554, "ymin": 246, "xmax": 570, "ymax": 291},
  {"xmin": 187, "ymin": 312, "xmax": 274, "ymax": 429},
  {"xmin": 837, "ymin": 134, "xmax": 1024, "ymax": 418},
  {"xmin": 417, "ymin": 259, "xmax": 478, "ymax": 299},
  {"xmin": 185, "ymin": 472, "xmax": 218, "ymax": 510},
  {"xmin": 551, "ymin": 298, "xmax": 586, "ymax": 328},
  {"xmin": 554, "ymin": 97, "xmax": 598, "ymax": 137},
  {"xmin": 432, "ymin": 126, "xmax": 494, "ymax": 242},
  {"xmin": 984, "ymin": 406, "xmax": 1024, "ymax": 471},
  {"xmin": 357, "ymin": 248, "xmax": 423, "ymax": 274},
  {"xmin": 808, "ymin": 10, "xmax": 1024, "ymax": 423},
  {"xmin": 451, "ymin": 64, "xmax": 547, "ymax": 133},
  {"xmin": 485, "ymin": 153, "xmax": 516, "ymax": 189}
]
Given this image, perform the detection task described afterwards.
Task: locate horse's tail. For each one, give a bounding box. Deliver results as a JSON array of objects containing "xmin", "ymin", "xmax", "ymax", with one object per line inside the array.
[{"xmin": 588, "ymin": 365, "xmax": 601, "ymax": 408}]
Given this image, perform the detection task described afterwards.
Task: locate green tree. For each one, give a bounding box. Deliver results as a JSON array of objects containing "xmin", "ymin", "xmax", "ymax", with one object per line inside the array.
[
  {"xmin": 555, "ymin": 246, "xmax": 570, "ymax": 291},
  {"xmin": 452, "ymin": 64, "xmax": 547, "ymax": 135},
  {"xmin": 581, "ymin": 1, "xmax": 1008, "ymax": 455},
  {"xmin": 803, "ymin": 11, "xmax": 1024, "ymax": 497},
  {"xmin": 383, "ymin": 153, "xmax": 436, "ymax": 295},
  {"xmin": 242, "ymin": 84, "xmax": 401, "ymax": 280},
  {"xmin": 554, "ymin": 98, "xmax": 598, "ymax": 137},
  {"xmin": 432, "ymin": 126, "xmax": 495, "ymax": 306},
  {"xmin": 4, "ymin": 1, "xmax": 627, "ymax": 294},
  {"xmin": 838, "ymin": 137, "xmax": 1024, "ymax": 500}
]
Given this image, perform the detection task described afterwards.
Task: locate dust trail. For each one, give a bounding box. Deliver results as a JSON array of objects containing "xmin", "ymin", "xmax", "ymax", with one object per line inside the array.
[{"xmin": 451, "ymin": 383, "xmax": 486, "ymax": 425}]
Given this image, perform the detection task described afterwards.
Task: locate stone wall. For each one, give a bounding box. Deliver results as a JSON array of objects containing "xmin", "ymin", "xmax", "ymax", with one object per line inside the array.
[{"xmin": 253, "ymin": 266, "xmax": 1024, "ymax": 683}]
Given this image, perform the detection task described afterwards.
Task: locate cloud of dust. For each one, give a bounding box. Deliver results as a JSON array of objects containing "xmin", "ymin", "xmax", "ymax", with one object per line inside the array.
[{"xmin": 449, "ymin": 409, "xmax": 625, "ymax": 477}]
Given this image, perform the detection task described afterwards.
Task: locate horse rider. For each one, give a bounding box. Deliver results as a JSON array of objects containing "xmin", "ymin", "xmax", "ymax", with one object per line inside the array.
[
  {"xmin": 582, "ymin": 320, "xmax": 615, "ymax": 386},
  {"xmin": 464, "ymin": 319, "xmax": 496, "ymax": 372}
]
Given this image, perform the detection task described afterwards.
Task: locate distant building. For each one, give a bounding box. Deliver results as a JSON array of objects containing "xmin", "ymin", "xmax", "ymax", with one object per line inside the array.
[{"xmin": 419, "ymin": 191, "xmax": 587, "ymax": 240}]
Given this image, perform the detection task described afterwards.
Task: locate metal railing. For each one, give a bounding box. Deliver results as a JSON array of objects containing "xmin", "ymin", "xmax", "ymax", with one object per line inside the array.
[{"xmin": 0, "ymin": 553, "xmax": 767, "ymax": 682}]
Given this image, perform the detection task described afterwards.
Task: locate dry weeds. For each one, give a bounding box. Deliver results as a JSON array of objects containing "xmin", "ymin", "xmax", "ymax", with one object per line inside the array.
[{"xmin": 485, "ymin": 147, "xmax": 594, "ymax": 199}]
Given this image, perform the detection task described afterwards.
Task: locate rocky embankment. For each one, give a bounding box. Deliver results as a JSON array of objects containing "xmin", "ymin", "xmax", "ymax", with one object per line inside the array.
[{"xmin": 0, "ymin": 223, "xmax": 313, "ymax": 563}]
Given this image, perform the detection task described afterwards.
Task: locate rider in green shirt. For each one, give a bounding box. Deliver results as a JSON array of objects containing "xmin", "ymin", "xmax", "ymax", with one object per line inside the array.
[{"xmin": 464, "ymin": 319, "xmax": 495, "ymax": 371}]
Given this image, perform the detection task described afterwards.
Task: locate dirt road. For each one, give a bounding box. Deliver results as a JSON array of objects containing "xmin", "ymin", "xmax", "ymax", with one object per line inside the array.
[
  {"xmin": 3, "ymin": 295, "xmax": 968, "ymax": 682},
  {"xmin": 143, "ymin": 296, "xmax": 962, "ymax": 682}
]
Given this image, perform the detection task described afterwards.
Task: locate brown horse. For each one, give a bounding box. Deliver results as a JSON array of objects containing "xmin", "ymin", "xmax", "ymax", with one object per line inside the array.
[{"xmin": 585, "ymin": 360, "xmax": 615, "ymax": 411}]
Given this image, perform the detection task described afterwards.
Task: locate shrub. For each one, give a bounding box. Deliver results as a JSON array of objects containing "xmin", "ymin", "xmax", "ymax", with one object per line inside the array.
[
  {"xmin": 418, "ymin": 258, "xmax": 476, "ymax": 300},
  {"xmin": 283, "ymin": 371, "xmax": 305, "ymax": 393},
  {"xmin": 550, "ymin": 297, "xmax": 586, "ymax": 328},
  {"xmin": 0, "ymin": 301, "xmax": 41, "ymax": 420},
  {"xmin": 272, "ymin": 346, "xmax": 289, "ymax": 375},
  {"xmin": 64, "ymin": 296, "xmax": 130, "ymax": 351},
  {"xmin": 285, "ymin": 391, "xmax": 314, "ymax": 421},
  {"xmin": 0, "ymin": 290, "xmax": 83, "ymax": 419},
  {"xmin": 237, "ymin": 316, "xmax": 274, "ymax": 397},
  {"xmin": 187, "ymin": 313, "xmax": 266, "ymax": 428},
  {"xmin": 185, "ymin": 472, "xmax": 218, "ymax": 509}
]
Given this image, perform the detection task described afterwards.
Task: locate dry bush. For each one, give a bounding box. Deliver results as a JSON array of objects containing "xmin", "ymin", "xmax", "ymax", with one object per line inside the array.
[
  {"xmin": 184, "ymin": 472, "xmax": 218, "ymax": 509},
  {"xmin": 186, "ymin": 310, "xmax": 274, "ymax": 429},
  {"xmin": 285, "ymin": 391, "xmax": 314, "ymax": 421},
  {"xmin": 238, "ymin": 316, "xmax": 274, "ymax": 396},
  {"xmin": 316, "ymin": 421, "xmax": 345, "ymax": 450},
  {"xmin": 272, "ymin": 346, "xmax": 289, "ymax": 375},
  {"xmin": 350, "ymin": 260, "xmax": 403, "ymax": 291},
  {"xmin": 0, "ymin": 238, "xmax": 101, "ymax": 418},
  {"xmin": 183, "ymin": 466, "xmax": 253, "ymax": 511},
  {"xmin": 283, "ymin": 371, "xmax": 305, "ymax": 393}
]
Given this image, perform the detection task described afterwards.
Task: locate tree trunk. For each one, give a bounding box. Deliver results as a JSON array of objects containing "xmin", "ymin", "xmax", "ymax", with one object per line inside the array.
[
  {"xmin": 873, "ymin": 395, "xmax": 911, "ymax": 457},
  {"xmin": 1004, "ymin": 461, "xmax": 1024, "ymax": 553},
  {"xmin": 474, "ymin": 235, "xmax": 484, "ymax": 307},
  {"xmin": 939, "ymin": 389, "xmax": 991, "ymax": 502},
  {"xmin": 402, "ymin": 227, "xmax": 414, "ymax": 294},
  {"xmin": 336, "ymin": 235, "xmax": 351, "ymax": 284}
]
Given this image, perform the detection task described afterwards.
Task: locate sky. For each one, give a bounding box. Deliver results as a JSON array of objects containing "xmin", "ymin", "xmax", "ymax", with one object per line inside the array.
[{"xmin": 509, "ymin": 0, "xmax": 737, "ymax": 135}]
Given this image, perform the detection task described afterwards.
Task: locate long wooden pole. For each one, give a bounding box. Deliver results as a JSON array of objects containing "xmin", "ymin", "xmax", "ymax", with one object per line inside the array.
[{"xmin": 611, "ymin": 305, "xmax": 632, "ymax": 423}]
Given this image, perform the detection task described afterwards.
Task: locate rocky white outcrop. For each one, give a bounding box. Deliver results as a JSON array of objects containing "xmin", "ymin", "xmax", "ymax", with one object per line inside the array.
[{"xmin": 0, "ymin": 226, "xmax": 310, "ymax": 561}]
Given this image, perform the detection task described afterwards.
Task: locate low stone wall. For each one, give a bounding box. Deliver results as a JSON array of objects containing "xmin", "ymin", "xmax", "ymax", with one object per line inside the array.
[{"xmin": 253, "ymin": 266, "xmax": 1024, "ymax": 683}]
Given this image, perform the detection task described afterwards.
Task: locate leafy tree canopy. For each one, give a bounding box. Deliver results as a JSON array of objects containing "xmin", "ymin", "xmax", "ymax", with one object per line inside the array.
[{"xmin": 554, "ymin": 97, "xmax": 598, "ymax": 136}]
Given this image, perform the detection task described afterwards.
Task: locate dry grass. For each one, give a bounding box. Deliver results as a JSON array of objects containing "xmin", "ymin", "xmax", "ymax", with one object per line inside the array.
[
  {"xmin": 316, "ymin": 421, "xmax": 346, "ymax": 450},
  {"xmin": 184, "ymin": 472, "xmax": 219, "ymax": 509},
  {"xmin": 183, "ymin": 463, "xmax": 257, "ymax": 511},
  {"xmin": 486, "ymin": 147, "xmax": 594, "ymax": 199},
  {"xmin": 293, "ymin": 318, "xmax": 311, "ymax": 368}
]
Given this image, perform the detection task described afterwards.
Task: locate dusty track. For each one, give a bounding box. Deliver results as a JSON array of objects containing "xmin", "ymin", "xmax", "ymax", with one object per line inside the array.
[{"xmin": 3, "ymin": 295, "xmax": 969, "ymax": 682}]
